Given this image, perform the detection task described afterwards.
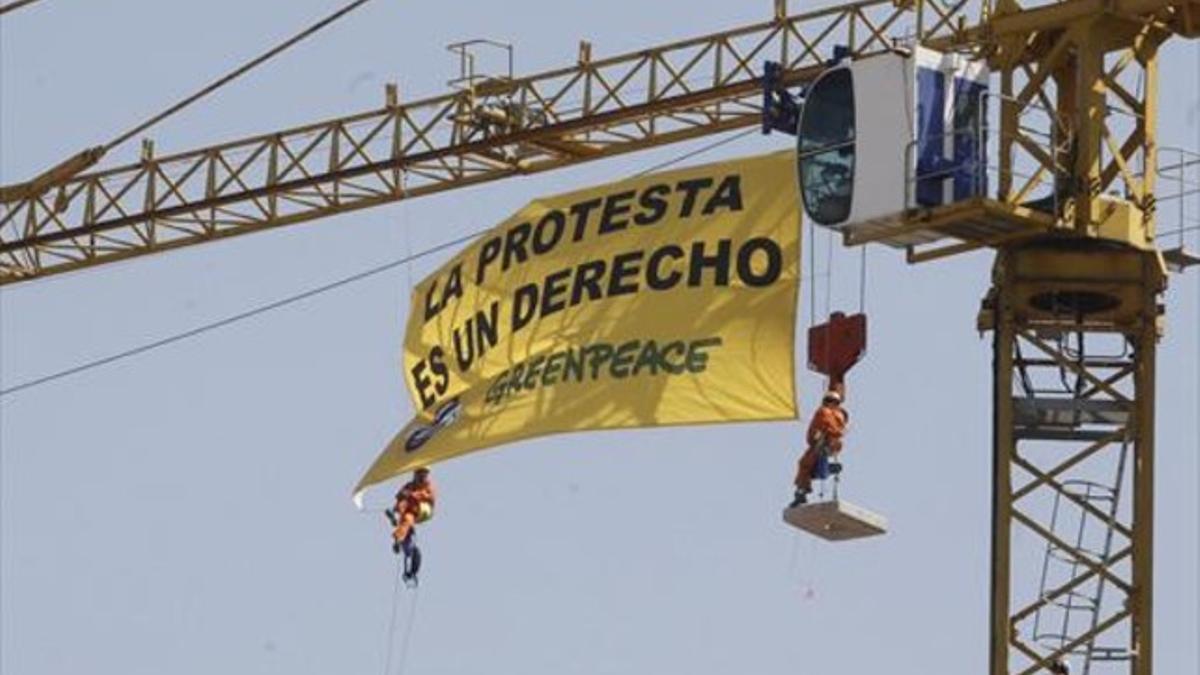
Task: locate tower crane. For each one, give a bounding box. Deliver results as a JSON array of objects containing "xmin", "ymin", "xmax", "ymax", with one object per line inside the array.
[{"xmin": 2, "ymin": 1, "xmax": 1197, "ymax": 673}]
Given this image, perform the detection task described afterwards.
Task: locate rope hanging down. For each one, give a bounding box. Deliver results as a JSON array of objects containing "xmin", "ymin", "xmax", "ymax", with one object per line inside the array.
[
  {"xmin": 808, "ymin": 220, "xmax": 817, "ymax": 328},
  {"xmin": 381, "ymin": 560, "xmax": 423, "ymax": 675},
  {"xmin": 382, "ymin": 558, "xmax": 405, "ymax": 675},
  {"xmin": 810, "ymin": 223, "xmax": 870, "ymax": 317},
  {"xmin": 824, "ymin": 227, "xmax": 834, "ymax": 317},
  {"xmin": 394, "ymin": 585, "xmax": 421, "ymax": 675},
  {"xmin": 0, "ymin": 0, "xmax": 47, "ymax": 16},
  {"xmin": 858, "ymin": 245, "xmax": 868, "ymax": 314}
]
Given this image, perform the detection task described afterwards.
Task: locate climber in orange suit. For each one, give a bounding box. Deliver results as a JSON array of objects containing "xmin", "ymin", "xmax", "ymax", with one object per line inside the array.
[
  {"xmin": 790, "ymin": 388, "xmax": 849, "ymax": 507},
  {"xmin": 386, "ymin": 467, "xmax": 436, "ymax": 583}
]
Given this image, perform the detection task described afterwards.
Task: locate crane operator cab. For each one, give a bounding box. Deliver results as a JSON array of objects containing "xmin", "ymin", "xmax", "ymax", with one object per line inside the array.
[
  {"xmin": 794, "ymin": 46, "xmax": 989, "ymax": 245},
  {"xmin": 773, "ymin": 47, "xmax": 987, "ymax": 542}
]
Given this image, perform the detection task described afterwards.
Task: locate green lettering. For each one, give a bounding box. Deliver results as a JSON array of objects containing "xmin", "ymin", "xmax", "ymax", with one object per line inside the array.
[
  {"xmin": 685, "ymin": 337, "xmax": 723, "ymax": 373},
  {"xmin": 632, "ymin": 340, "xmax": 661, "ymax": 377},
  {"xmin": 610, "ymin": 340, "xmax": 640, "ymax": 378}
]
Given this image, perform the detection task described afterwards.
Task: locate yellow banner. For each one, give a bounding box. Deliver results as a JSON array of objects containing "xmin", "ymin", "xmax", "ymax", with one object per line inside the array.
[{"xmin": 354, "ymin": 150, "xmax": 800, "ymax": 497}]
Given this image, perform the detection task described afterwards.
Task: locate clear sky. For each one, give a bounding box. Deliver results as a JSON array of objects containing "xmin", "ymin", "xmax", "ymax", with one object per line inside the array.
[{"xmin": 1, "ymin": 2, "xmax": 1197, "ymax": 674}]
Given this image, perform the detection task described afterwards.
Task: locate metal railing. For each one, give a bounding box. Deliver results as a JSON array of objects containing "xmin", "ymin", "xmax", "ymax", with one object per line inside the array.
[
  {"xmin": 902, "ymin": 92, "xmax": 1069, "ymax": 216},
  {"xmin": 1156, "ymin": 146, "xmax": 1200, "ymax": 247},
  {"xmin": 903, "ymin": 127, "xmax": 988, "ymax": 209}
]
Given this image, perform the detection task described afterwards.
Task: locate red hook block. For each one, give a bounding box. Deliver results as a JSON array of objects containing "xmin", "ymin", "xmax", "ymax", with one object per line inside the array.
[{"xmin": 807, "ymin": 311, "xmax": 867, "ymax": 386}]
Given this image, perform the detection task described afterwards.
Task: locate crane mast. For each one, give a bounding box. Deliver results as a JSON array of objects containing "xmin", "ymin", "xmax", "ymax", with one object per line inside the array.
[
  {"xmin": 970, "ymin": 20, "xmax": 1175, "ymax": 648},
  {"xmin": 963, "ymin": 3, "xmax": 1188, "ymax": 673},
  {"xmin": 3, "ymin": 1, "xmax": 1198, "ymax": 673}
]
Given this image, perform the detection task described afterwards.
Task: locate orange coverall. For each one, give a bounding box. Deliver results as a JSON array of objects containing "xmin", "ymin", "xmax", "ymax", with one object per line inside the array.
[
  {"xmin": 392, "ymin": 477, "xmax": 437, "ymax": 546},
  {"xmin": 794, "ymin": 403, "xmax": 849, "ymax": 492}
]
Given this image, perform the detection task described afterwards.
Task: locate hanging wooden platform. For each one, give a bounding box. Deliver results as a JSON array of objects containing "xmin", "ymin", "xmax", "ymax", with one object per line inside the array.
[{"xmin": 782, "ymin": 500, "xmax": 887, "ymax": 541}]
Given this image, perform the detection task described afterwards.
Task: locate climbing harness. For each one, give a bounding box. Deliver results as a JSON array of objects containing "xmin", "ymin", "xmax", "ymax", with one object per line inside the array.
[{"xmin": 812, "ymin": 441, "xmax": 843, "ymax": 501}]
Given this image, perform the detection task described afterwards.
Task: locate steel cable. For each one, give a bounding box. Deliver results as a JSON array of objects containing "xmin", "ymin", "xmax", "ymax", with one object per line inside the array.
[
  {"xmin": 103, "ymin": 0, "xmax": 380, "ymax": 153},
  {"xmin": 0, "ymin": 129, "xmax": 761, "ymax": 397},
  {"xmin": 0, "ymin": 229, "xmax": 481, "ymax": 397},
  {"xmin": 0, "ymin": 0, "xmax": 46, "ymax": 17}
]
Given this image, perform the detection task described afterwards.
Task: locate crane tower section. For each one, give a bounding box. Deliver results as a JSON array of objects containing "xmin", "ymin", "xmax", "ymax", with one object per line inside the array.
[{"xmin": 777, "ymin": 2, "xmax": 1194, "ymax": 671}]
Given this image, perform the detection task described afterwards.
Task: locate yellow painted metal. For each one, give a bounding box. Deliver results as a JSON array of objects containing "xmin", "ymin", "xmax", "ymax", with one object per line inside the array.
[
  {"xmin": 843, "ymin": 198, "xmax": 1054, "ymax": 248},
  {"xmin": 976, "ymin": 0, "xmax": 1200, "ymax": 41},
  {"xmin": 0, "ymin": 0, "xmax": 986, "ymax": 285},
  {"xmin": 4, "ymin": 0, "xmax": 1196, "ymax": 283},
  {"xmin": 898, "ymin": 2, "xmax": 1184, "ymax": 672},
  {"xmin": 0, "ymin": 147, "xmax": 105, "ymax": 204},
  {"xmin": 983, "ymin": 246, "xmax": 1164, "ymax": 674},
  {"xmin": 882, "ymin": 1, "xmax": 1187, "ymax": 266},
  {"xmin": 1130, "ymin": 258, "xmax": 1160, "ymax": 675},
  {"xmin": 990, "ymin": 269, "xmax": 1016, "ymax": 675}
]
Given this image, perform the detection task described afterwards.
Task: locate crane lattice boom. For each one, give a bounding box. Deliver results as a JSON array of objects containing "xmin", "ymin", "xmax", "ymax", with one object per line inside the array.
[{"xmin": 13, "ymin": 0, "xmax": 1197, "ymax": 284}]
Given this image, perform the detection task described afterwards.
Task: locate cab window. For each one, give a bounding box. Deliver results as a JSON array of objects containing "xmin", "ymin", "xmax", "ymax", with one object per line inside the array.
[{"xmin": 797, "ymin": 68, "xmax": 855, "ymax": 225}]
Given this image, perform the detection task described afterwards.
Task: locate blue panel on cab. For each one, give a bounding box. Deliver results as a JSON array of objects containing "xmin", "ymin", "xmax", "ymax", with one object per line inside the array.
[{"xmin": 916, "ymin": 67, "xmax": 948, "ymax": 207}]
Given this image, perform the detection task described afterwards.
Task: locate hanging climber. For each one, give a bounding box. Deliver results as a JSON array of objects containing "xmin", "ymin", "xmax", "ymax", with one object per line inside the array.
[
  {"xmin": 789, "ymin": 387, "xmax": 850, "ymax": 507},
  {"xmin": 385, "ymin": 466, "xmax": 436, "ymax": 584}
]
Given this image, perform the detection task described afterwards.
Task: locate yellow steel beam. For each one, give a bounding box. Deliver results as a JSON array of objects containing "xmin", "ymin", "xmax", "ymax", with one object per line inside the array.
[
  {"xmin": 4, "ymin": 0, "xmax": 1196, "ymax": 283},
  {"xmin": 0, "ymin": 0, "xmax": 981, "ymax": 285},
  {"xmin": 979, "ymin": 0, "xmax": 1200, "ymax": 40},
  {"xmin": 983, "ymin": 245, "xmax": 1164, "ymax": 675}
]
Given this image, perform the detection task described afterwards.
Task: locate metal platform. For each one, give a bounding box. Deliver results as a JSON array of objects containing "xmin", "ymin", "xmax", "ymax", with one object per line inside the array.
[
  {"xmin": 840, "ymin": 198, "xmax": 1054, "ymax": 261},
  {"xmin": 782, "ymin": 499, "xmax": 888, "ymax": 541},
  {"xmin": 1163, "ymin": 245, "xmax": 1200, "ymax": 272}
]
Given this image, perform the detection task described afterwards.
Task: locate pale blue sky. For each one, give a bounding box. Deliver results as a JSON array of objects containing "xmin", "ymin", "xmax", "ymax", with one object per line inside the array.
[{"xmin": 1, "ymin": 2, "xmax": 1197, "ymax": 674}]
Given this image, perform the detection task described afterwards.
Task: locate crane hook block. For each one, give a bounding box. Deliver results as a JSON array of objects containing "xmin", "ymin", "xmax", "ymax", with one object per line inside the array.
[
  {"xmin": 782, "ymin": 500, "xmax": 887, "ymax": 541},
  {"xmin": 807, "ymin": 311, "xmax": 866, "ymax": 384}
]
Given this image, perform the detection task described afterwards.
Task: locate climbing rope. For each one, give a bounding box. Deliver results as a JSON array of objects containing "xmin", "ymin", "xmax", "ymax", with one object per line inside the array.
[
  {"xmin": 808, "ymin": 220, "xmax": 818, "ymax": 328},
  {"xmin": 858, "ymin": 245, "xmax": 868, "ymax": 314},
  {"xmin": 824, "ymin": 227, "xmax": 834, "ymax": 318},
  {"xmin": 816, "ymin": 229, "xmax": 834, "ymax": 403},
  {"xmin": 788, "ymin": 532, "xmax": 820, "ymax": 602},
  {"xmin": 394, "ymin": 585, "xmax": 422, "ymax": 675},
  {"xmin": 382, "ymin": 558, "xmax": 405, "ymax": 675},
  {"xmin": 379, "ymin": 169, "xmax": 420, "ymax": 675},
  {"xmin": 381, "ymin": 560, "xmax": 422, "ymax": 675}
]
